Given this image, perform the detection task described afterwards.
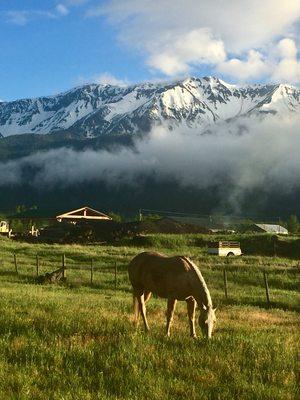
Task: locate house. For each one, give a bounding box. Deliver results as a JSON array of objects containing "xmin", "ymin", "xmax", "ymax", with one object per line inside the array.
[
  {"xmin": 56, "ymin": 206, "xmax": 112, "ymax": 224},
  {"xmin": 253, "ymin": 224, "xmax": 288, "ymax": 235}
]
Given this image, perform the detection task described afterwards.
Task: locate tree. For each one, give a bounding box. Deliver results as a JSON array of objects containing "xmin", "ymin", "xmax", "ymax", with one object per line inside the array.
[
  {"xmin": 108, "ymin": 212, "xmax": 123, "ymax": 222},
  {"xmin": 286, "ymin": 214, "xmax": 299, "ymax": 234}
]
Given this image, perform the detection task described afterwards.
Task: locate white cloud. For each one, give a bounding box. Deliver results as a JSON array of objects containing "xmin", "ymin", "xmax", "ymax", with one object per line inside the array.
[
  {"xmin": 272, "ymin": 39, "xmax": 300, "ymax": 83},
  {"xmin": 5, "ymin": 10, "xmax": 59, "ymax": 25},
  {"xmin": 148, "ymin": 29, "xmax": 226, "ymax": 76},
  {"xmin": 5, "ymin": 11, "xmax": 29, "ymax": 26},
  {"xmin": 5, "ymin": 7, "xmax": 69, "ymax": 25},
  {"xmin": 89, "ymin": 0, "xmax": 300, "ymax": 83},
  {"xmin": 217, "ymin": 50, "xmax": 270, "ymax": 81},
  {"xmin": 276, "ymin": 38, "xmax": 298, "ymax": 59},
  {"xmin": 93, "ymin": 0, "xmax": 300, "ymax": 51},
  {"xmin": 93, "ymin": 72, "xmax": 129, "ymax": 86},
  {"xmin": 4, "ymin": 1, "xmax": 86, "ymax": 25},
  {"xmin": 77, "ymin": 72, "xmax": 129, "ymax": 87},
  {"xmin": 2, "ymin": 115, "xmax": 300, "ymax": 210},
  {"xmin": 56, "ymin": 4, "xmax": 69, "ymax": 16}
]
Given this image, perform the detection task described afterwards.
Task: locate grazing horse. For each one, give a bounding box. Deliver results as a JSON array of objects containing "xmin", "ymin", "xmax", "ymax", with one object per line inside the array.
[{"xmin": 128, "ymin": 251, "xmax": 216, "ymax": 339}]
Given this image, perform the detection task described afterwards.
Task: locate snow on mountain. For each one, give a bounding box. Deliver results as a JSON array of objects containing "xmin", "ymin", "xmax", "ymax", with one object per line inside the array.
[{"xmin": 0, "ymin": 77, "xmax": 299, "ymax": 138}]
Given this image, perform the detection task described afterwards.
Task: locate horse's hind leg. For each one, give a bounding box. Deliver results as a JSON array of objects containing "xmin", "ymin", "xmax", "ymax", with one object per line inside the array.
[
  {"xmin": 186, "ymin": 297, "xmax": 197, "ymax": 338},
  {"xmin": 144, "ymin": 291, "xmax": 152, "ymax": 303},
  {"xmin": 133, "ymin": 294, "xmax": 140, "ymax": 326},
  {"xmin": 166, "ymin": 298, "xmax": 177, "ymax": 337},
  {"xmin": 135, "ymin": 291, "xmax": 150, "ymax": 332}
]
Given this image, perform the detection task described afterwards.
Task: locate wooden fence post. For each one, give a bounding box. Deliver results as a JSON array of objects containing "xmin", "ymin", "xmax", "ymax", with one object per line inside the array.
[
  {"xmin": 90, "ymin": 259, "xmax": 93, "ymax": 286},
  {"xmin": 14, "ymin": 254, "xmax": 18, "ymax": 274},
  {"xmin": 114, "ymin": 262, "xmax": 117, "ymax": 290},
  {"xmin": 272, "ymin": 235, "xmax": 277, "ymax": 257},
  {"xmin": 223, "ymin": 268, "xmax": 228, "ymax": 299},
  {"xmin": 62, "ymin": 254, "xmax": 66, "ymax": 279},
  {"xmin": 36, "ymin": 255, "xmax": 39, "ymax": 276},
  {"xmin": 263, "ymin": 271, "xmax": 270, "ymax": 306}
]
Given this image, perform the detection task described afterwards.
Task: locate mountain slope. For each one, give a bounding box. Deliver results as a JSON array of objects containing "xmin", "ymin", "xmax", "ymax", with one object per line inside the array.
[{"xmin": 0, "ymin": 77, "xmax": 299, "ymax": 138}]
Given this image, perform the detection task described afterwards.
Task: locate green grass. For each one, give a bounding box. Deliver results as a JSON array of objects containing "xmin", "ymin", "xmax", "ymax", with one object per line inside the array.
[{"xmin": 0, "ymin": 235, "xmax": 299, "ymax": 399}]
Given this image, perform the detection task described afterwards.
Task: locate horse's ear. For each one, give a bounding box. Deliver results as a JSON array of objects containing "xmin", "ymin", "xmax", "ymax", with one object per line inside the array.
[{"xmin": 202, "ymin": 305, "xmax": 207, "ymax": 310}]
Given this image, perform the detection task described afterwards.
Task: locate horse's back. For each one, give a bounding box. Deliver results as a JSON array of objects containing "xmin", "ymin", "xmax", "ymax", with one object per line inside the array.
[
  {"xmin": 128, "ymin": 251, "xmax": 194, "ymax": 298},
  {"xmin": 128, "ymin": 251, "xmax": 165, "ymax": 284},
  {"xmin": 128, "ymin": 251, "xmax": 190, "ymax": 275}
]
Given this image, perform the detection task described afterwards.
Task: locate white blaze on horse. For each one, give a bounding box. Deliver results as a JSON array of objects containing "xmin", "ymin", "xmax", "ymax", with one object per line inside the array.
[{"xmin": 128, "ymin": 251, "xmax": 216, "ymax": 339}]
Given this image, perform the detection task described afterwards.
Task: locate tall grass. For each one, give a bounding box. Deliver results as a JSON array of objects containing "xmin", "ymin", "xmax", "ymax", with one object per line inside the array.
[{"xmin": 0, "ymin": 236, "xmax": 299, "ymax": 399}]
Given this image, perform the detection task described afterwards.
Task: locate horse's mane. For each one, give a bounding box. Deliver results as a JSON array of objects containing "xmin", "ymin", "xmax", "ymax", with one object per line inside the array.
[{"xmin": 180, "ymin": 256, "xmax": 213, "ymax": 308}]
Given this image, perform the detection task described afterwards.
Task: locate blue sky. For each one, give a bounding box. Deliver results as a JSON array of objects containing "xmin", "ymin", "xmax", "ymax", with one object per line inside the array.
[
  {"xmin": 0, "ymin": 0, "xmax": 149, "ymax": 100},
  {"xmin": 1, "ymin": 0, "xmax": 300, "ymax": 101}
]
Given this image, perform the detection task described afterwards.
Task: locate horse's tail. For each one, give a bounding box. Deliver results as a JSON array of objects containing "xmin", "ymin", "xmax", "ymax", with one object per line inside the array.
[{"xmin": 133, "ymin": 294, "xmax": 139, "ymax": 322}]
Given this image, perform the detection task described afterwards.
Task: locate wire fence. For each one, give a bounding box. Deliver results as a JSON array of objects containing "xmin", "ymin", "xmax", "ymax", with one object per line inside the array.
[
  {"xmin": 1, "ymin": 252, "xmax": 298, "ymax": 311},
  {"xmin": 2, "ymin": 252, "xmax": 127, "ymax": 290}
]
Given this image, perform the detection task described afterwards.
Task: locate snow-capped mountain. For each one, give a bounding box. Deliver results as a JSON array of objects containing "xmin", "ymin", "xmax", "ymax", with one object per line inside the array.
[{"xmin": 0, "ymin": 77, "xmax": 299, "ymax": 138}]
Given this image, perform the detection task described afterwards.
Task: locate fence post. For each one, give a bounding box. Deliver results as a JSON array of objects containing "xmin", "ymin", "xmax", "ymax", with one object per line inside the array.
[
  {"xmin": 272, "ymin": 235, "xmax": 277, "ymax": 257},
  {"xmin": 62, "ymin": 254, "xmax": 66, "ymax": 279},
  {"xmin": 14, "ymin": 254, "xmax": 18, "ymax": 274},
  {"xmin": 223, "ymin": 268, "xmax": 228, "ymax": 299},
  {"xmin": 114, "ymin": 262, "xmax": 117, "ymax": 290},
  {"xmin": 90, "ymin": 258, "xmax": 93, "ymax": 286},
  {"xmin": 36, "ymin": 255, "xmax": 39, "ymax": 276},
  {"xmin": 263, "ymin": 271, "xmax": 270, "ymax": 306}
]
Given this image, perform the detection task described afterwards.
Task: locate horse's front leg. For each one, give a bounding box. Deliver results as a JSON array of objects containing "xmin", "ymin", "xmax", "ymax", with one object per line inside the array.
[
  {"xmin": 186, "ymin": 297, "xmax": 197, "ymax": 338},
  {"xmin": 166, "ymin": 298, "xmax": 177, "ymax": 337}
]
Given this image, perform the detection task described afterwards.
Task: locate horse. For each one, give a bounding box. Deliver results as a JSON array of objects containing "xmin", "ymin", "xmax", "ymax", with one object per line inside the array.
[{"xmin": 128, "ymin": 251, "xmax": 216, "ymax": 339}]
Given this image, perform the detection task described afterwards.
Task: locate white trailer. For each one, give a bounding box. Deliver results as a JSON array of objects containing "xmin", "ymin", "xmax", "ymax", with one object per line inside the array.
[{"xmin": 208, "ymin": 241, "xmax": 242, "ymax": 257}]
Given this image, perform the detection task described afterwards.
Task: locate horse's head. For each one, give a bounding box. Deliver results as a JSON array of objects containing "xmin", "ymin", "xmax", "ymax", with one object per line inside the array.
[{"xmin": 198, "ymin": 305, "xmax": 216, "ymax": 339}]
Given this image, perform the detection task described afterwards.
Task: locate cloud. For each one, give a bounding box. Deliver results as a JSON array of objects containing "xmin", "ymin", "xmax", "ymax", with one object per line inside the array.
[
  {"xmin": 77, "ymin": 72, "xmax": 129, "ymax": 86},
  {"xmin": 89, "ymin": 0, "xmax": 300, "ymax": 52},
  {"xmin": 56, "ymin": 4, "xmax": 70, "ymax": 16},
  {"xmin": 218, "ymin": 38, "xmax": 300, "ymax": 83},
  {"xmin": 1, "ymin": 114, "xmax": 300, "ymax": 214},
  {"xmin": 5, "ymin": 11, "xmax": 29, "ymax": 26},
  {"xmin": 217, "ymin": 50, "xmax": 270, "ymax": 81},
  {"xmin": 93, "ymin": 72, "xmax": 129, "ymax": 86},
  {"xmin": 5, "ymin": 10, "xmax": 58, "ymax": 25},
  {"xmin": 272, "ymin": 39, "xmax": 300, "ymax": 83},
  {"xmin": 147, "ymin": 29, "xmax": 226, "ymax": 76},
  {"xmin": 4, "ymin": 1, "xmax": 87, "ymax": 26},
  {"xmin": 89, "ymin": 0, "xmax": 300, "ymax": 83}
]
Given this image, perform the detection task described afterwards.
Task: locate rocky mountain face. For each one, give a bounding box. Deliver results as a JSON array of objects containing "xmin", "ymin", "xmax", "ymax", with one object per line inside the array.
[{"xmin": 0, "ymin": 76, "xmax": 299, "ymax": 138}]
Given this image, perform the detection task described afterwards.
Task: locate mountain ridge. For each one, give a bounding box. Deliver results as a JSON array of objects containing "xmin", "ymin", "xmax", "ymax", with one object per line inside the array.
[{"xmin": 0, "ymin": 76, "xmax": 299, "ymax": 138}]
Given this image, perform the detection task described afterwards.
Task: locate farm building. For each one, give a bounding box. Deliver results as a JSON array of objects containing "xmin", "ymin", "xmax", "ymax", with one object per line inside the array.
[
  {"xmin": 56, "ymin": 206, "xmax": 112, "ymax": 224},
  {"xmin": 252, "ymin": 224, "xmax": 288, "ymax": 235},
  {"xmin": 0, "ymin": 220, "xmax": 13, "ymax": 237}
]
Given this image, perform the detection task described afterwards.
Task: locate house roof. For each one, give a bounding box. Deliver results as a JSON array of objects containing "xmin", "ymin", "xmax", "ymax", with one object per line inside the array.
[
  {"xmin": 254, "ymin": 224, "xmax": 288, "ymax": 234},
  {"xmin": 56, "ymin": 206, "xmax": 112, "ymax": 221}
]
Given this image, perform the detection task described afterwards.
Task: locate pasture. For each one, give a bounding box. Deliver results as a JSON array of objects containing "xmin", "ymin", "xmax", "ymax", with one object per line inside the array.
[{"xmin": 0, "ymin": 234, "xmax": 299, "ymax": 399}]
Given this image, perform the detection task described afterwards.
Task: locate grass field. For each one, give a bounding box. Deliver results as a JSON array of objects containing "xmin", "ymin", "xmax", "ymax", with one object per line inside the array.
[{"xmin": 0, "ymin": 235, "xmax": 299, "ymax": 399}]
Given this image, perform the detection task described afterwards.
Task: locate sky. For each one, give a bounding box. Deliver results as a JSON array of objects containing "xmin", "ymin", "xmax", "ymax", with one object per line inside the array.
[{"xmin": 1, "ymin": 0, "xmax": 300, "ymax": 101}]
